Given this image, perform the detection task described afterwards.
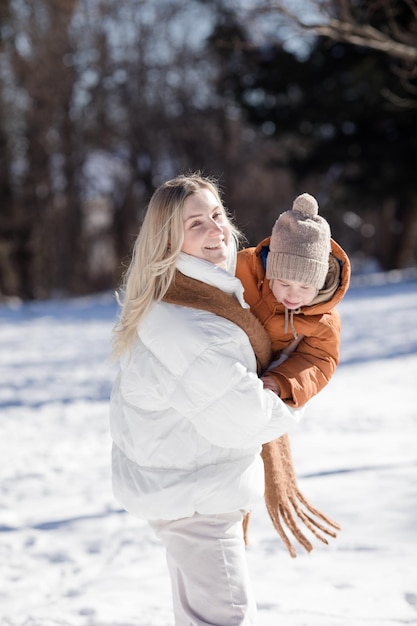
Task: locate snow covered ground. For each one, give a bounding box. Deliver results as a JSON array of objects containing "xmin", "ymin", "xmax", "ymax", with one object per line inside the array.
[{"xmin": 1, "ymin": 273, "xmax": 417, "ymax": 626}]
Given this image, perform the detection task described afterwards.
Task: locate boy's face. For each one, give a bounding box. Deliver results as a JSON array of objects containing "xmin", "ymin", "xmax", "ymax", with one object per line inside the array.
[{"xmin": 270, "ymin": 278, "xmax": 318, "ymax": 309}]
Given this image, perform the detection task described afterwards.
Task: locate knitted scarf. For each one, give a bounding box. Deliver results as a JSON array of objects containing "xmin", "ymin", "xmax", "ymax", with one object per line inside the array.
[{"xmin": 163, "ymin": 270, "xmax": 341, "ymax": 557}]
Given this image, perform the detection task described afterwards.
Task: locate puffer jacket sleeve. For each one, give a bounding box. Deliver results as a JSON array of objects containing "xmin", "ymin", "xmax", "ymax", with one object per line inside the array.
[
  {"xmin": 121, "ymin": 320, "xmax": 302, "ymax": 451},
  {"xmin": 167, "ymin": 340, "xmax": 301, "ymax": 448},
  {"xmin": 267, "ymin": 310, "xmax": 340, "ymax": 407}
]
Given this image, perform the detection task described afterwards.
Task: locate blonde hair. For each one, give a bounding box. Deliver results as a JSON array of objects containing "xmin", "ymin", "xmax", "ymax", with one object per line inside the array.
[{"xmin": 111, "ymin": 173, "xmax": 241, "ymax": 360}]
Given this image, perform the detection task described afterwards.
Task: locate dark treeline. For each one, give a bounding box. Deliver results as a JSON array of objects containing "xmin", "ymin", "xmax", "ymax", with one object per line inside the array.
[{"xmin": 0, "ymin": 0, "xmax": 416, "ymax": 300}]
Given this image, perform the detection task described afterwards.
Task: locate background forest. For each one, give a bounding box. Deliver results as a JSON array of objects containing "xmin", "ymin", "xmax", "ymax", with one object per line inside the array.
[{"xmin": 1, "ymin": 0, "xmax": 416, "ymax": 300}]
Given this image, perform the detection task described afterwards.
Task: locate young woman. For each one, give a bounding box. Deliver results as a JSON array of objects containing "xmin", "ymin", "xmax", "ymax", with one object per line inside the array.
[{"xmin": 109, "ymin": 173, "xmax": 302, "ymax": 625}]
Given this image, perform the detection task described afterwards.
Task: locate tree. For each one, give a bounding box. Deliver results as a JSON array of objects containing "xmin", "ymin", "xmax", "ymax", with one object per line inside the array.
[
  {"xmin": 238, "ymin": 0, "xmax": 417, "ymax": 103},
  {"xmin": 205, "ymin": 0, "xmax": 417, "ymax": 270},
  {"xmin": 0, "ymin": 0, "xmax": 82, "ymax": 298},
  {"xmin": 0, "ymin": 0, "xmax": 235, "ymax": 297}
]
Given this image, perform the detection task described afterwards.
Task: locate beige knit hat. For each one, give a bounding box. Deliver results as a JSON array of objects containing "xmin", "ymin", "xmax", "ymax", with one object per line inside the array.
[{"xmin": 266, "ymin": 193, "xmax": 331, "ymax": 290}]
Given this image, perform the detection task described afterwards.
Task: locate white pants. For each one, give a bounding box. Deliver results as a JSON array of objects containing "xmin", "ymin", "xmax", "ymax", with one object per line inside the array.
[{"xmin": 149, "ymin": 510, "xmax": 258, "ymax": 626}]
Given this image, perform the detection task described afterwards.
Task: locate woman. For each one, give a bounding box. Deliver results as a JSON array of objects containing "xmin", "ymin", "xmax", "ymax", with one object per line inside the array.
[{"xmin": 110, "ymin": 173, "xmax": 302, "ymax": 625}]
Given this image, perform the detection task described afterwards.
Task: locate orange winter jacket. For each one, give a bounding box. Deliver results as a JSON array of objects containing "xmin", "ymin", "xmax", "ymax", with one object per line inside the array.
[{"xmin": 236, "ymin": 237, "xmax": 351, "ymax": 408}]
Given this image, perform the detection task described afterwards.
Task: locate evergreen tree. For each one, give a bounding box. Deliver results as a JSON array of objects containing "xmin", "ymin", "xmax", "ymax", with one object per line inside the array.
[{"xmin": 213, "ymin": 6, "xmax": 417, "ymax": 270}]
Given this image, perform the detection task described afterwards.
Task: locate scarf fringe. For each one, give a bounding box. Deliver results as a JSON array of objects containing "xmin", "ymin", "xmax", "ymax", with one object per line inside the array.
[{"xmin": 243, "ymin": 434, "xmax": 341, "ymax": 557}]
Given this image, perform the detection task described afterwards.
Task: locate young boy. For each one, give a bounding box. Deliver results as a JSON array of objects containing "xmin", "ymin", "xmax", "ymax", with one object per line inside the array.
[
  {"xmin": 236, "ymin": 192, "xmax": 351, "ymax": 408},
  {"xmin": 236, "ymin": 193, "xmax": 350, "ymax": 556},
  {"xmin": 236, "ymin": 193, "xmax": 351, "ymax": 556}
]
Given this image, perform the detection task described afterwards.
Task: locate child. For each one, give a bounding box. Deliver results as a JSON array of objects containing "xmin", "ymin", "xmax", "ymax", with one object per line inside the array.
[
  {"xmin": 237, "ymin": 192, "xmax": 351, "ymax": 408},
  {"xmin": 236, "ymin": 192, "xmax": 351, "ymax": 555}
]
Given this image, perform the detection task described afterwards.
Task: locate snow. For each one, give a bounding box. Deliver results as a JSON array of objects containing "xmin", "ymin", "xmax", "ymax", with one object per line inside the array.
[{"xmin": 1, "ymin": 276, "xmax": 417, "ymax": 626}]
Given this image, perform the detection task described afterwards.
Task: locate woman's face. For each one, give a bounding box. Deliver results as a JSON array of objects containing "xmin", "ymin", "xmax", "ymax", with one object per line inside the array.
[{"xmin": 181, "ymin": 188, "xmax": 232, "ymax": 267}]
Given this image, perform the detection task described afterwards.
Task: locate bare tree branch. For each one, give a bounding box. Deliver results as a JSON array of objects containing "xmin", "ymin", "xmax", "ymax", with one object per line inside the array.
[
  {"xmin": 242, "ymin": 0, "xmax": 417, "ymax": 64},
  {"xmin": 313, "ymin": 20, "xmax": 417, "ymax": 63}
]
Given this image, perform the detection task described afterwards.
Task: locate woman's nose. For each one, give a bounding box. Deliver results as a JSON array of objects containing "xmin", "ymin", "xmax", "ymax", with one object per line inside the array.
[{"xmin": 209, "ymin": 220, "xmax": 223, "ymax": 233}]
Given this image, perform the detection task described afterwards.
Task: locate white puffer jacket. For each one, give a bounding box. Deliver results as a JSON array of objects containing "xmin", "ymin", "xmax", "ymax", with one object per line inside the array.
[{"xmin": 110, "ymin": 253, "xmax": 302, "ymax": 521}]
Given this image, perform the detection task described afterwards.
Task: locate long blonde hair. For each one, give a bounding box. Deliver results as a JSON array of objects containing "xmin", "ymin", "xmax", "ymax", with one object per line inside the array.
[{"xmin": 111, "ymin": 173, "xmax": 241, "ymax": 360}]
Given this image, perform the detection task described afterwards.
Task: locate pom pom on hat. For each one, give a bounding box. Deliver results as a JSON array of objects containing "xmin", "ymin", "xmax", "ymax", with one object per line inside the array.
[
  {"xmin": 266, "ymin": 193, "xmax": 331, "ymax": 290},
  {"xmin": 293, "ymin": 193, "xmax": 319, "ymax": 218}
]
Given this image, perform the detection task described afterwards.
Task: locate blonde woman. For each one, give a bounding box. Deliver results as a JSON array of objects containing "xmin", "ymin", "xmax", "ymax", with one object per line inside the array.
[{"xmin": 110, "ymin": 173, "xmax": 302, "ymax": 625}]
